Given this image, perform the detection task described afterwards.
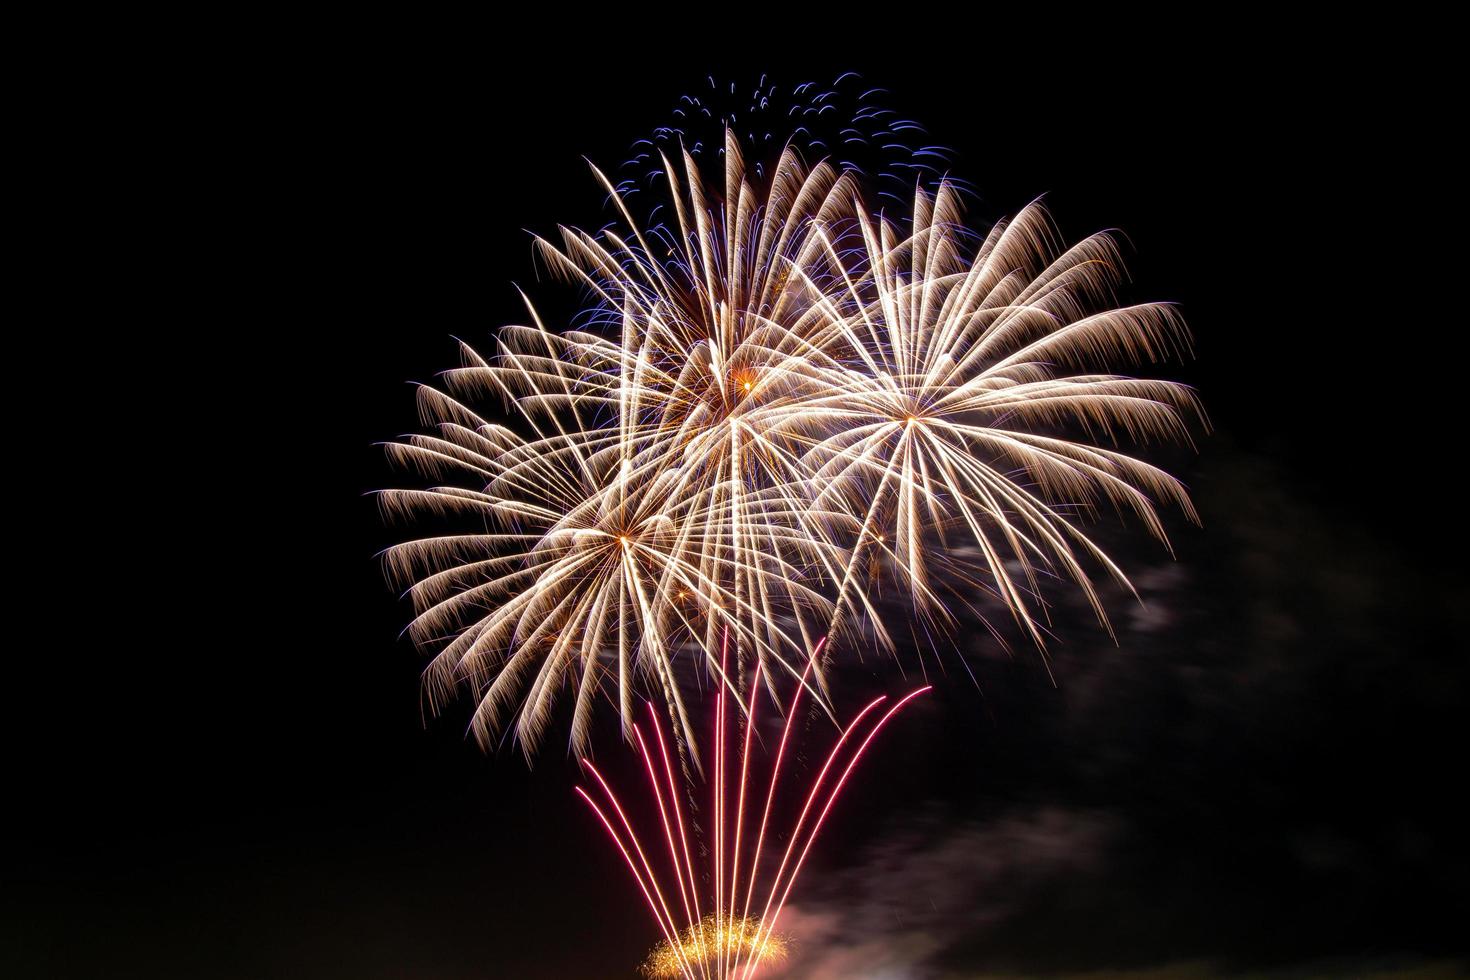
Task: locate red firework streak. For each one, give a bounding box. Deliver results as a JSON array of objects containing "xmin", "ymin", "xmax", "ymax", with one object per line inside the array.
[{"xmin": 575, "ymin": 633, "xmax": 931, "ymax": 979}]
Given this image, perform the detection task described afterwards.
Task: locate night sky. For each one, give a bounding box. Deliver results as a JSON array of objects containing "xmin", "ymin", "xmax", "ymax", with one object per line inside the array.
[{"xmin": 16, "ymin": 32, "xmax": 1465, "ymax": 979}]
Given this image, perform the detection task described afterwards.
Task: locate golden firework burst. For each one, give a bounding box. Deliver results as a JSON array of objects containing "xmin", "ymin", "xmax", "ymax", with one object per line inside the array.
[{"xmin": 641, "ymin": 915, "xmax": 789, "ymax": 978}]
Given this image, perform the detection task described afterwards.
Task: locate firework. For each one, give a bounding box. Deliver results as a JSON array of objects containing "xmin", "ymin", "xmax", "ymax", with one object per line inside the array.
[
  {"xmin": 616, "ymin": 71, "xmax": 964, "ymax": 217},
  {"xmin": 380, "ymin": 104, "xmax": 1201, "ymax": 975},
  {"xmin": 576, "ymin": 639, "xmax": 929, "ymax": 980},
  {"xmin": 804, "ymin": 183, "xmax": 1204, "ymax": 667},
  {"xmin": 381, "ymin": 131, "xmax": 879, "ymax": 758},
  {"xmin": 381, "ymin": 130, "xmax": 1199, "ymax": 751},
  {"xmin": 641, "ymin": 917, "xmax": 788, "ymax": 979}
]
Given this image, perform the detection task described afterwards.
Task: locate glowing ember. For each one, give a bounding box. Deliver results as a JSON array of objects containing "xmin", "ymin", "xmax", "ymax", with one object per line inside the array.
[{"xmin": 641, "ymin": 916, "xmax": 789, "ymax": 978}]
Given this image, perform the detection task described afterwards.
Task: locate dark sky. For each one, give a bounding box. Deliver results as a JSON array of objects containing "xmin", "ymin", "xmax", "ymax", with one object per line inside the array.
[{"xmin": 16, "ymin": 29, "xmax": 1465, "ymax": 980}]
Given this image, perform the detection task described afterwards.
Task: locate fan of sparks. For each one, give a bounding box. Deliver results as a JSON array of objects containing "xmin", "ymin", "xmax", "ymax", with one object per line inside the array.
[{"xmin": 379, "ymin": 129, "xmax": 1202, "ymax": 761}]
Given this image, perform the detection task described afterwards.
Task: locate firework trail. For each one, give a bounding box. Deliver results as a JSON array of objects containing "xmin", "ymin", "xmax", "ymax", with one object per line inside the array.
[
  {"xmin": 379, "ymin": 79, "xmax": 1202, "ymax": 976},
  {"xmin": 577, "ymin": 641, "xmax": 930, "ymax": 980}
]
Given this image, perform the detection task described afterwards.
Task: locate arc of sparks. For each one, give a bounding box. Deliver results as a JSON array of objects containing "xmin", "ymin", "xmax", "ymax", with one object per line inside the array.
[{"xmin": 576, "ymin": 638, "xmax": 928, "ymax": 980}]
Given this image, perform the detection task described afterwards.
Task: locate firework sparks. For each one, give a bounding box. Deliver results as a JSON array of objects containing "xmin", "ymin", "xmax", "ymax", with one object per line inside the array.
[
  {"xmin": 616, "ymin": 71, "xmax": 964, "ymax": 215},
  {"xmin": 805, "ymin": 183, "xmax": 1204, "ymax": 666},
  {"xmin": 380, "ymin": 131, "xmax": 1199, "ymax": 752},
  {"xmin": 380, "ymin": 95, "xmax": 1202, "ymax": 976},
  {"xmin": 576, "ymin": 638, "xmax": 929, "ymax": 980},
  {"xmin": 641, "ymin": 916, "xmax": 789, "ymax": 979},
  {"xmin": 380, "ymin": 131, "xmax": 877, "ymax": 758}
]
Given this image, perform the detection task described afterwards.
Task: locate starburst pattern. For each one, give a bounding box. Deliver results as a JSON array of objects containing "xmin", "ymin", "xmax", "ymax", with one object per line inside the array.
[
  {"xmin": 379, "ymin": 131, "xmax": 1201, "ymax": 758},
  {"xmin": 806, "ymin": 183, "xmax": 1203, "ymax": 665}
]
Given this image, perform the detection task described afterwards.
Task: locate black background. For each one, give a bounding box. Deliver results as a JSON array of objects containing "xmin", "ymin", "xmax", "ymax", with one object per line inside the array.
[{"xmin": 16, "ymin": 28, "xmax": 1465, "ymax": 979}]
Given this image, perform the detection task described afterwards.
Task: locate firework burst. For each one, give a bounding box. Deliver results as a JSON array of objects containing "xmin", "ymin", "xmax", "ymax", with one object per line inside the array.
[
  {"xmin": 382, "ymin": 131, "xmax": 881, "ymax": 758},
  {"xmin": 381, "ymin": 130, "xmax": 1200, "ymax": 752},
  {"xmin": 805, "ymin": 182, "xmax": 1204, "ymax": 666},
  {"xmin": 380, "ymin": 105, "xmax": 1202, "ymax": 976},
  {"xmin": 616, "ymin": 71, "xmax": 963, "ymax": 215},
  {"xmin": 641, "ymin": 916, "xmax": 788, "ymax": 979}
]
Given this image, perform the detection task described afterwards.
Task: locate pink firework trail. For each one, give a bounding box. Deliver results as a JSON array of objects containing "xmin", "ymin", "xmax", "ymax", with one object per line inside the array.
[{"xmin": 576, "ymin": 635, "xmax": 929, "ymax": 979}]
